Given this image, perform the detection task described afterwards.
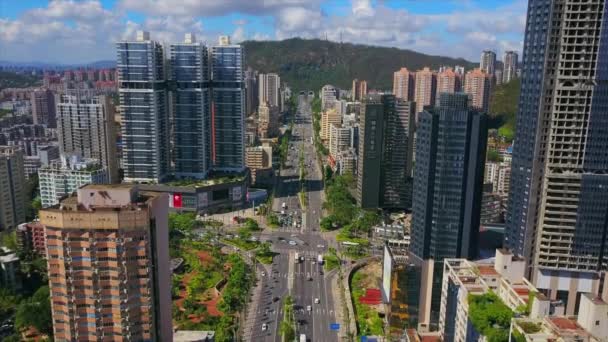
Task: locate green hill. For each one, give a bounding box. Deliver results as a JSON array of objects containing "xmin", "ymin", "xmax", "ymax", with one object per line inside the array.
[
  {"xmin": 242, "ymin": 38, "xmax": 476, "ymax": 91},
  {"xmin": 0, "ymin": 71, "xmax": 41, "ymax": 91},
  {"xmin": 489, "ymin": 78, "xmax": 521, "ymax": 141}
]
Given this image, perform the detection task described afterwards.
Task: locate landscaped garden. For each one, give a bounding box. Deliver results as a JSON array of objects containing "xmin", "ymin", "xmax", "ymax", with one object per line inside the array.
[{"xmin": 350, "ymin": 262, "xmax": 385, "ymax": 337}]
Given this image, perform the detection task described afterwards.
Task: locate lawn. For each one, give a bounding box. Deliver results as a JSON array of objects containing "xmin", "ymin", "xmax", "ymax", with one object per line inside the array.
[
  {"xmin": 324, "ymin": 253, "xmax": 340, "ymax": 271},
  {"xmin": 221, "ymin": 238, "xmax": 260, "ymax": 251}
]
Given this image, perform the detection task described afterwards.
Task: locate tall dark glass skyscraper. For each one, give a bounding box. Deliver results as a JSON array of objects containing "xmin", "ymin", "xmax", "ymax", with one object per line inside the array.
[
  {"xmin": 409, "ymin": 93, "xmax": 487, "ymax": 325},
  {"xmin": 355, "ymin": 95, "xmax": 415, "ymax": 209},
  {"xmin": 170, "ymin": 33, "xmax": 211, "ymax": 179},
  {"xmin": 505, "ymin": 0, "xmax": 608, "ymax": 312},
  {"xmin": 117, "ymin": 31, "xmax": 170, "ymax": 183},
  {"xmin": 210, "ymin": 36, "xmax": 245, "ymax": 172}
]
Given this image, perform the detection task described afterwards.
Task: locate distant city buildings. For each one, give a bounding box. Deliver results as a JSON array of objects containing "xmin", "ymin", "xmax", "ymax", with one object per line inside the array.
[
  {"xmin": 40, "ymin": 184, "xmax": 172, "ymax": 341},
  {"xmin": 38, "ymin": 154, "xmax": 108, "ymax": 208},
  {"xmin": 258, "ymin": 73, "xmax": 281, "ymax": 108},
  {"xmin": 413, "ymin": 67, "xmax": 437, "ymax": 115},
  {"xmin": 502, "ymin": 50, "xmax": 518, "ymax": 84},
  {"xmin": 480, "ymin": 50, "xmax": 497, "ymax": 76},
  {"xmin": 351, "ymin": 79, "xmax": 368, "ymax": 101},
  {"xmin": 464, "ymin": 68, "xmax": 492, "ymax": 112},
  {"xmin": 436, "ymin": 67, "xmax": 461, "ymax": 104},
  {"xmin": 393, "ymin": 68, "xmax": 415, "ymax": 101},
  {"xmin": 244, "ymin": 67, "xmax": 258, "ymax": 116},
  {"xmin": 321, "ymin": 108, "xmax": 341, "ymax": 142},
  {"xmin": 257, "ymin": 102, "xmax": 280, "ymax": 138},
  {"xmin": 321, "ymin": 84, "xmax": 339, "ymax": 110},
  {"xmin": 0, "ymin": 146, "xmax": 25, "ymax": 231},
  {"xmin": 30, "ymin": 89, "xmax": 56, "ymax": 127},
  {"xmin": 245, "ymin": 145, "xmax": 273, "ymax": 185},
  {"xmin": 56, "ymin": 91, "xmax": 118, "ymax": 183}
]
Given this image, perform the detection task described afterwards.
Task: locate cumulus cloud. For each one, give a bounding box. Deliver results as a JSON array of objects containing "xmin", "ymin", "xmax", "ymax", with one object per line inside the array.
[{"xmin": 0, "ymin": 0, "xmax": 527, "ymax": 63}]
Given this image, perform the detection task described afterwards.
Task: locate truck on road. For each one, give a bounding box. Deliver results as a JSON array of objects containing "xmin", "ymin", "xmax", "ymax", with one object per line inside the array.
[{"xmin": 300, "ymin": 334, "xmax": 306, "ymax": 342}]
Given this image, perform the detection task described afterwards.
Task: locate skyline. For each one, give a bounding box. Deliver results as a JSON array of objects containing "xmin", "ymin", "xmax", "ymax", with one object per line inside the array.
[{"xmin": 0, "ymin": 0, "xmax": 526, "ymax": 64}]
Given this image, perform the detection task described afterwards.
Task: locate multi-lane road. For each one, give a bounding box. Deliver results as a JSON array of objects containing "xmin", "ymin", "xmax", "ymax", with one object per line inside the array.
[{"xmin": 246, "ymin": 95, "xmax": 340, "ymax": 342}]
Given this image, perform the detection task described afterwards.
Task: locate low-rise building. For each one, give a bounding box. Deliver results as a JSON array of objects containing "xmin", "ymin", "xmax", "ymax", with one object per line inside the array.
[
  {"xmin": 17, "ymin": 221, "xmax": 46, "ymax": 256},
  {"xmin": 439, "ymin": 249, "xmax": 551, "ymax": 342},
  {"xmin": 38, "ymin": 154, "xmax": 108, "ymax": 207}
]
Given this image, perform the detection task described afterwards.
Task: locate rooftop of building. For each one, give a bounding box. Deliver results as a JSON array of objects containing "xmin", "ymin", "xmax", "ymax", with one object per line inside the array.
[
  {"xmin": 41, "ymin": 184, "xmax": 159, "ymax": 213},
  {"xmin": 164, "ymin": 172, "xmax": 247, "ymax": 188},
  {"xmin": 173, "ymin": 330, "xmax": 215, "ymax": 342}
]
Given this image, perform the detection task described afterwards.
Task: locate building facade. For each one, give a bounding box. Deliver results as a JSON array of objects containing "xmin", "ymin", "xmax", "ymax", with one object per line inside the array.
[
  {"xmin": 40, "ymin": 185, "xmax": 172, "ymax": 341},
  {"xmin": 170, "ymin": 33, "xmax": 211, "ymax": 179},
  {"xmin": 414, "ymin": 67, "xmax": 437, "ymax": 115},
  {"xmin": 258, "ymin": 73, "xmax": 280, "ymax": 108},
  {"xmin": 210, "ymin": 36, "xmax": 245, "ymax": 172},
  {"xmin": 436, "ymin": 68, "xmax": 461, "ymax": 105},
  {"xmin": 393, "ymin": 68, "xmax": 415, "ymax": 101},
  {"xmin": 351, "ymin": 79, "xmax": 368, "ymax": 101},
  {"xmin": 505, "ymin": 0, "xmax": 608, "ymax": 314},
  {"xmin": 479, "ymin": 50, "xmax": 497, "ymax": 76},
  {"xmin": 0, "ymin": 146, "xmax": 25, "ymax": 231},
  {"xmin": 31, "ymin": 89, "xmax": 56, "ymax": 127},
  {"xmin": 116, "ymin": 31, "xmax": 170, "ymax": 183},
  {"xmin": 502, "ymin": 50, "xmax": 518, "ymax": 84},
  {"xmin": 56, "ymin": 91, "xmax": 119, "ymax": 183},
  {"xmin": 321, "ymin": 84, "xmax": 338, "ymax": 110},
  {"xmin": 464, "ymin": 68, "xmax": 492, "ymax": 112},
  {"xmin": 39, "ymin": 155, "xmax": 108, "ymax": 208},
  {"xmin": 410, "ymin": 93, "xmax": 487, "ymax": 325},
  {"xmin": 356, "ymin": 95, "xmax": 415, "ymax": 209}
]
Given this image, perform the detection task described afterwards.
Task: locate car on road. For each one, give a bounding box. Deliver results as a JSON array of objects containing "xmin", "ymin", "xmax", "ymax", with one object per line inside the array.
[
  {"xmin": 289, "ymin": 240, "xmax": 297, "ymax": 246},
  {"xmin": 314, "ymin": 298, "xmax": 320, "ymax": 304},
  {"xmin": 262, "ymin": 323, "xmax": 268, "ymax": 331},
  {"xmin": 261, "ymin": 272, "xmax": 266, "ymax": 276},
  {"xmin": 317, "ymin": 244, "xmax": 325, "ymax": 248},
  {"xmin": 306, "ymin": 305, "xmax": 312, "ymax": 311},
  {"xmin": 273, "ymin": 297, "xmax": 280, "ymax": 302}
]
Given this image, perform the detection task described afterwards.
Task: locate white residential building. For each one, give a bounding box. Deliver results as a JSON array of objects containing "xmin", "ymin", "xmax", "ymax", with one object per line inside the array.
[{"xmin": 39, "ymin": 154, "xmax": 108, "ymax": 208}]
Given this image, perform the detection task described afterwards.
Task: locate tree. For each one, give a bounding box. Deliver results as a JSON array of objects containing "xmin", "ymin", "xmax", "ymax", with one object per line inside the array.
[
  {"xmin": 1, "ymin": 231, "xmax": 17, "ymax": 250},
  {"xmin": 15, "ymin": 286, "xmax": 52, "ymax": 335},
  {"xmin": 244, "ymin": 218, "xmax": 259, "ymax": 231},
  {"xmin": 169, "ymin": 212, "xmax": 197, "ymax": 233},
  {"xmin": 237, "ymin": 227, "xmax": 252, "ymax": 241},
  {"xmin": 279, "ymin": 321, "xmax": 295, "ymax": 340},
  {"xmin": 324, "ymin": 165, "xmax": 333, "ymax": 183},
  {"xmin": 487, "ymin": 149, "xmax": 502, "ymax": 162}
]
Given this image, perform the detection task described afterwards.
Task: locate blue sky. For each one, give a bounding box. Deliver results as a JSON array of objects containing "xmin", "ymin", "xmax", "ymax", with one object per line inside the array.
[{"xmin": 0, "ymin": 0, "xmax": 526, "ymax": 64}]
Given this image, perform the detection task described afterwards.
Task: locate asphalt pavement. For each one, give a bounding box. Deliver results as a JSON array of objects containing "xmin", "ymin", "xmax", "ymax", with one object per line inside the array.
[{"xmin": 246, "ymin": 95, "xmax": 341, "ymax": 342}]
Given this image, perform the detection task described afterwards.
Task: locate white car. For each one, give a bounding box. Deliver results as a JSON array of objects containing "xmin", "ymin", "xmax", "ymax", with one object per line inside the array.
[
  {"xmin": 306, "ymin": 305, "xmax": 312, "ymax": 311},
  {"xmin": 314, "ymin": 298, "xmax": 320, "ymax": 304},
  {"xmin": 261, "ymin": 272, "xmax": 266, "ymax": 277},
  {"xmin": 289, "ymin": 240, "xmax": 297, "ymax": 246},
  {"xmin": 262, "ymin": 323, "xmax": 268, "ymax": 331}
]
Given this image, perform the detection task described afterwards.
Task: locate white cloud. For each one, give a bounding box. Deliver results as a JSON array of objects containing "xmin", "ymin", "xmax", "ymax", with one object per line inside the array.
[{"xmin": 0, "ymin": 0, "xmax": 527, "ymax": 63}]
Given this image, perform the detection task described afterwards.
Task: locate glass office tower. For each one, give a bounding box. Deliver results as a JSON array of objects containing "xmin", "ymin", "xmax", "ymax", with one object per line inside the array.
[{"xmin": 116, "ymin": 31, "xmax": 170, "ymax": 183}]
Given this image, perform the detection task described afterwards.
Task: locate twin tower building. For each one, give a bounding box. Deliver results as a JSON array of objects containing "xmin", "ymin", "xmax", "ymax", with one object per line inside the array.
[{"xmin": 117, "ymin": 31, "xmax": 245, "ymax": 183}]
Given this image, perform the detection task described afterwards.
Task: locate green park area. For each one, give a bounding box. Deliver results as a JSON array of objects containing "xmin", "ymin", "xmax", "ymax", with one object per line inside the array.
[
  {"xmin": 169, "ymin": 212, "xmax": 257, "ymax": 342},
  {"xmin": 350, "ymin": 263, "xmax": 384, "ymax": 337}
]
